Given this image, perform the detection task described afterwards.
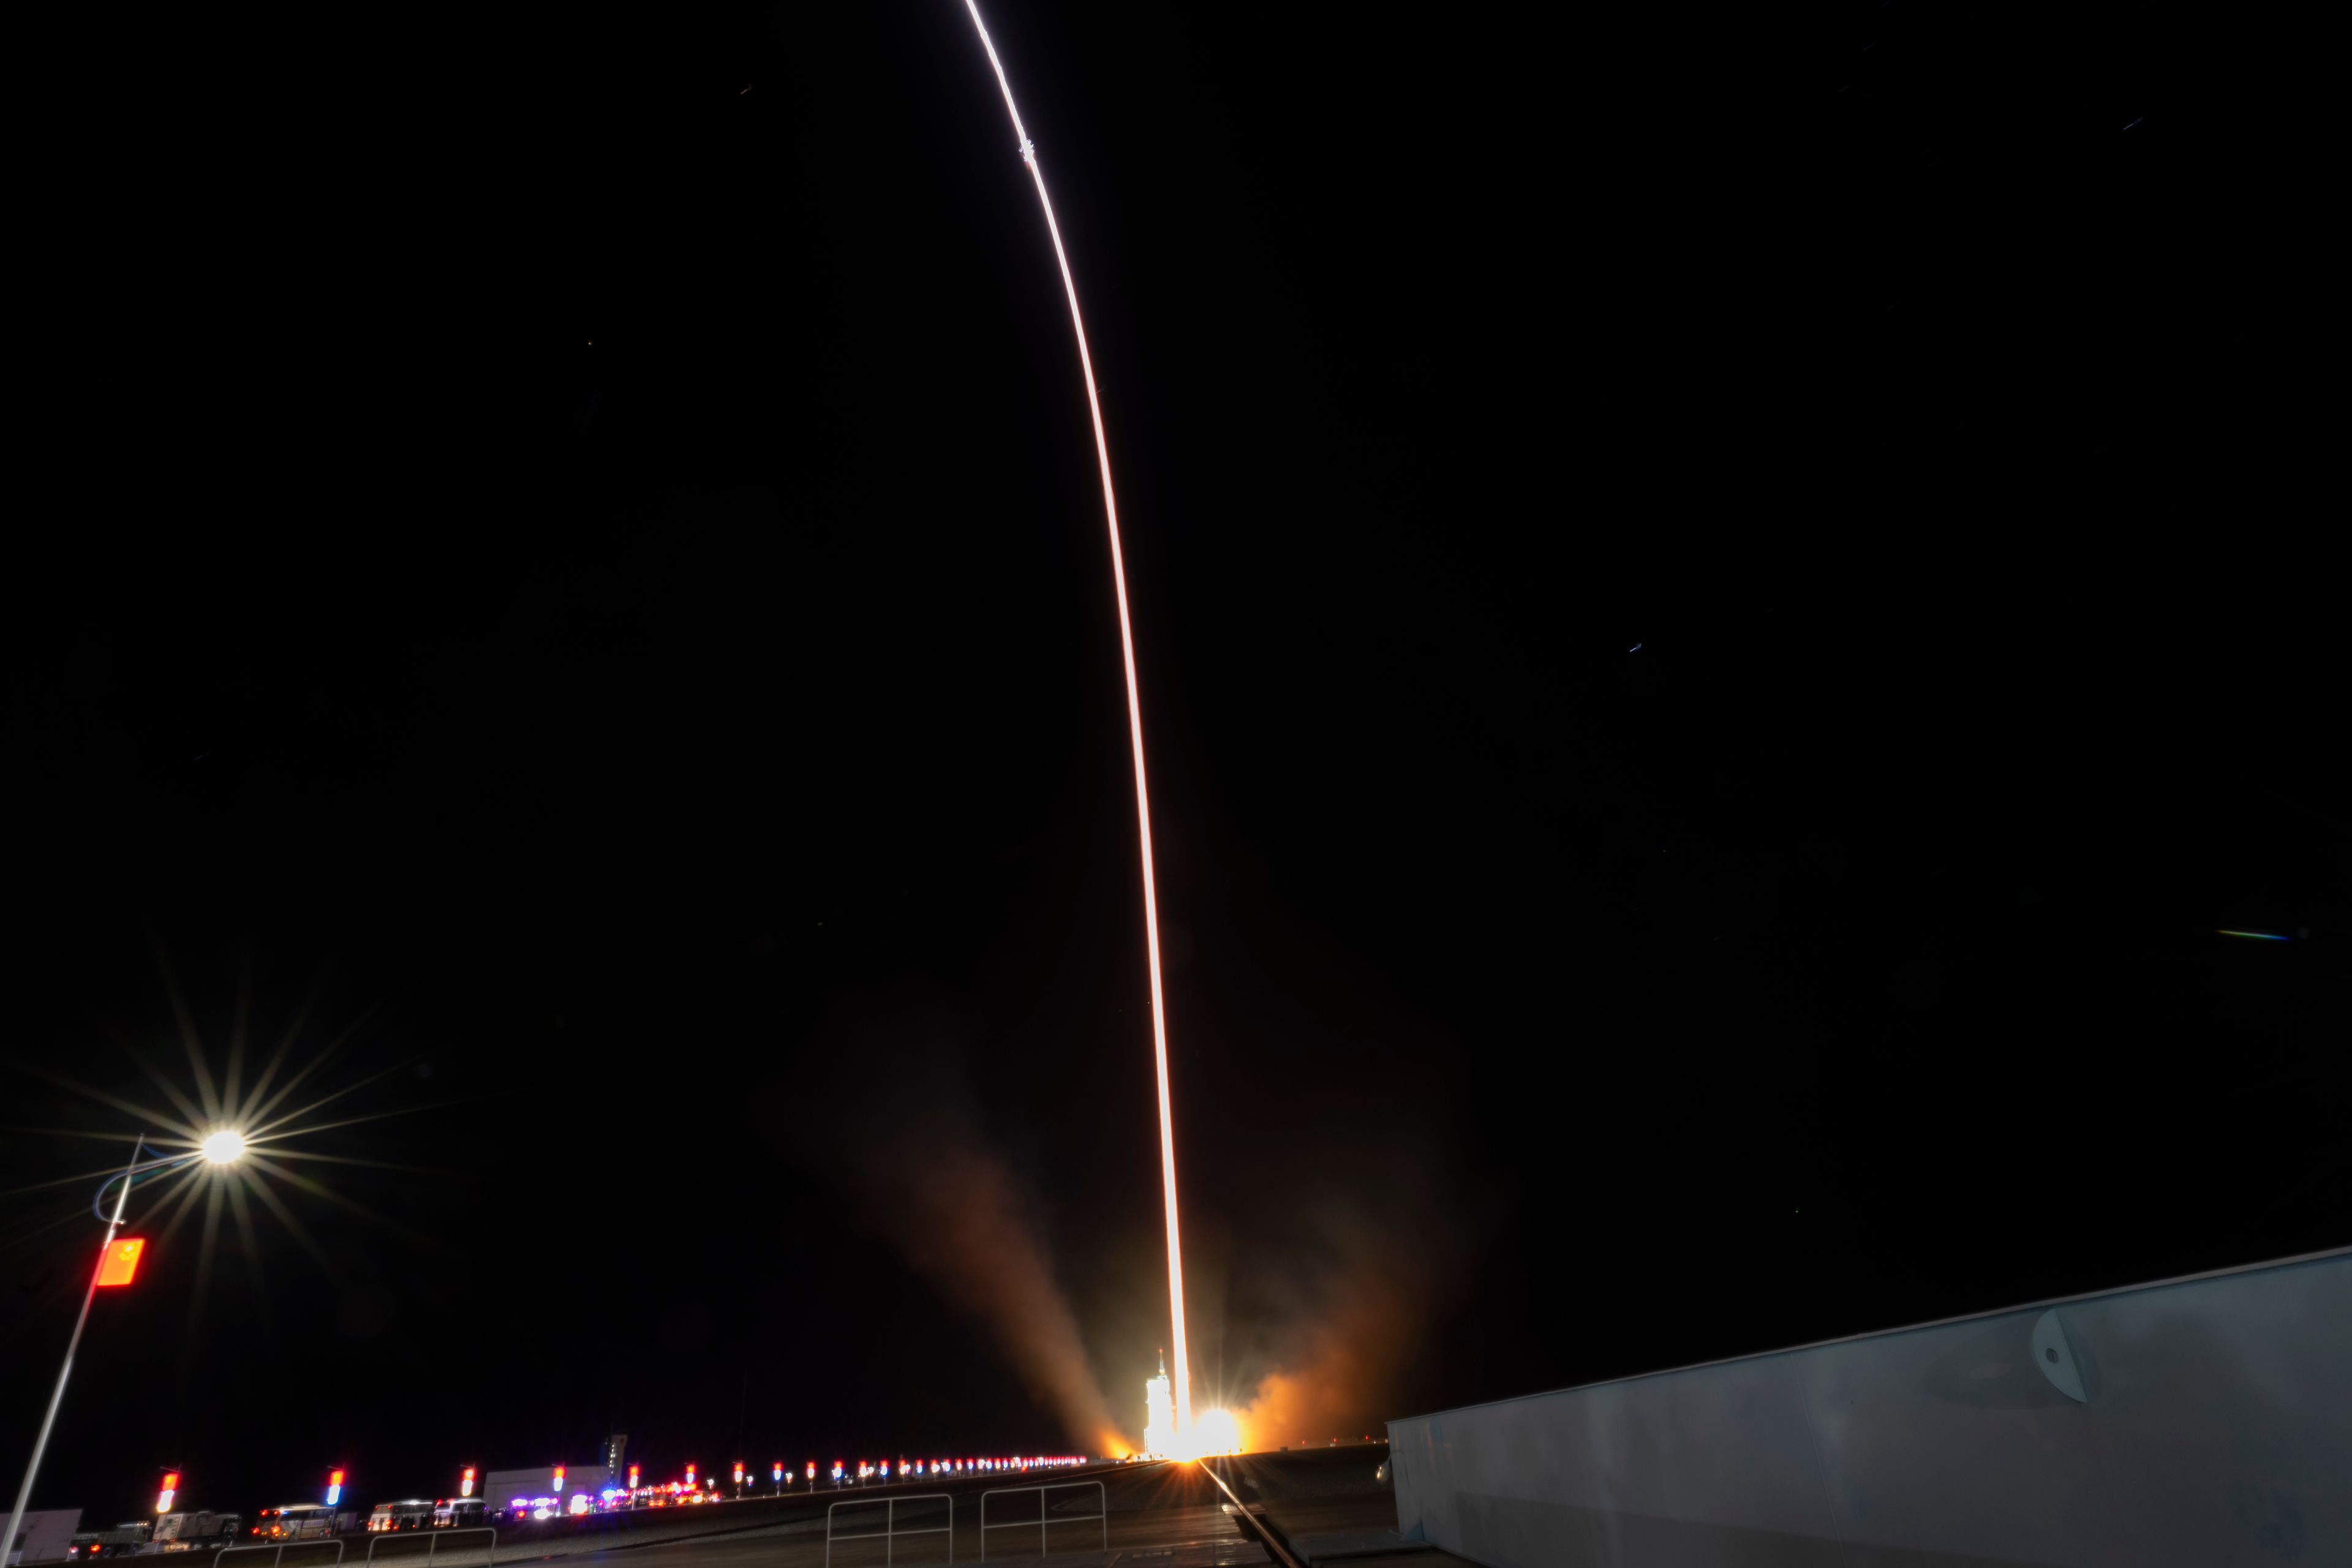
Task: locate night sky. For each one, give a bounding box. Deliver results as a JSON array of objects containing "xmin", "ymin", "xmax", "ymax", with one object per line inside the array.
[{"xmin": 5, "ymin": 0, "xmax": 2337, "ymax": 1531}]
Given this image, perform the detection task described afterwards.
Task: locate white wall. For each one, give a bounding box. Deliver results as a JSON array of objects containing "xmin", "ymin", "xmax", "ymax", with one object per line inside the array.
[{"xmin": 1388, "ymin": 1247, "xmax": 2351, "ymax": 1567}]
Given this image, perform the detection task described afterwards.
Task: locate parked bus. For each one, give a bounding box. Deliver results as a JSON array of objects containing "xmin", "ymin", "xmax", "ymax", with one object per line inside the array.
[
  {"xmin": 366, "ymin": 1502, "xmax": 434, "ymax": 1534},
  {"xmin": 252, "ymin": 1506, "xmax": 336, "ymax": 1541}
]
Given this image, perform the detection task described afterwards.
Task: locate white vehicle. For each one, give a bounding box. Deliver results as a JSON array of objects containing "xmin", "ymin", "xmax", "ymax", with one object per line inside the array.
[
  {"xmin": 431, "ymin": 1501, "xmax": 486, "ymax": 1531},
  {"xmin": 153, "ymin": 1514, "xmax": 240, "ymax": 1550},
  {"xmin": 366, "ymin": 1503, "xmax": 433, "ymax": 1534},
  {"xmin": 251, "ymin": 1506, "xmax": 336, "ymax": 1542}
]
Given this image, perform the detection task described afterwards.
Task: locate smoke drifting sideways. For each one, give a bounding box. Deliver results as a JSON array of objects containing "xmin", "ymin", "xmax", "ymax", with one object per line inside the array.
[
  {"xmin": 1221, "ymin": 1183, "xmax": 1466, "ymax": 1452},
  {"xmin": 843, "ymin": 1085, "xmax": 1129, "ymax": 1457}
]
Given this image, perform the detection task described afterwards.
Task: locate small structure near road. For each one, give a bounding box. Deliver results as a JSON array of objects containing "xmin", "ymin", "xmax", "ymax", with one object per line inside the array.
[{"xmin": 6, "ymin": 1507, "xmax": 81, "ymax": 1566}]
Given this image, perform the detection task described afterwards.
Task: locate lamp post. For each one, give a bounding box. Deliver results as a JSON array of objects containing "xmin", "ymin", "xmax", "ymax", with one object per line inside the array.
[{"xmin": 4, "ymin": 1132, "xmax": 247, "ymax": 1564}]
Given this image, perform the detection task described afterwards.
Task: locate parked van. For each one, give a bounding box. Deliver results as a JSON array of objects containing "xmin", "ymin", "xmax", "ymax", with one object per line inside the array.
[{"xmin": 431, "ymin": 1501, "xmax": 486, "ymax": 1531}]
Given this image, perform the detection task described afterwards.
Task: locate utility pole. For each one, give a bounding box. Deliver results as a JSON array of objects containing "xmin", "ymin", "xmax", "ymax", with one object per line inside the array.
[{"xmin": 4, "ymin": 1137, "xmax": 145, "ymax": 1566}]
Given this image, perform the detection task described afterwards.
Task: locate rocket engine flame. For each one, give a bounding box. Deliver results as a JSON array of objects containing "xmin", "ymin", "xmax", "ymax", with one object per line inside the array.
[{"xmin": 956, "ymin": 0, "xmax": 1193, "ymax": 1440}]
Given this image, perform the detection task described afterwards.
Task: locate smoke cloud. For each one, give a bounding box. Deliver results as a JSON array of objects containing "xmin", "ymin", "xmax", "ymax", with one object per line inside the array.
[
  {"xmin": 847, "ymin": 1096, "xmax": 1126, "ymax": 1453},
  {"xmin": 1235, "ymin": 1286, "xmax": 1420, "ymax": 1448},
  {"xmin": 1226, "ymin": 1183, "xmax": 1462, "ymax": 1450}
]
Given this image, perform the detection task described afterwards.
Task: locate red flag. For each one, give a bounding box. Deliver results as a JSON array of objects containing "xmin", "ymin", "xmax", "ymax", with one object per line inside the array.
[{"xmin": 96, "ymin": 1237, "xmax": 146, "ymax": 1287}]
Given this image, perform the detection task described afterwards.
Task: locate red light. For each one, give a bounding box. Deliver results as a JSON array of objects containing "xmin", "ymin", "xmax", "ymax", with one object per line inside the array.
[{"xmin": 96, "ymin": 1238, "xmax": 146, "ymax": 1287}]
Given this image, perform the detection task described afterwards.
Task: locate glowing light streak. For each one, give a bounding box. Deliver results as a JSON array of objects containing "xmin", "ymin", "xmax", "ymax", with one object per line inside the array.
[
  {"xmin": 2216, "ymin": 929, "xmax": 2290, "ymax": 941},
  {"xmin": 957, "ymin": 0, "xmax": 1193, "ymax": 1445}
]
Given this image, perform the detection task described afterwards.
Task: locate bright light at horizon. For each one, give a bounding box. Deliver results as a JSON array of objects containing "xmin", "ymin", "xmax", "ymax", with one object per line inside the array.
[
  {"xmin": 1164, "ymin": 1408, "xmax": 1243, "ymax": 1459},
  {"xmin": 1193, "ymin": 1409, "xmax": 1243, "ymax": 1455},
  {"xmin": 201, "ymin": 1129, "xmax": 249, "ymax": 1164}
]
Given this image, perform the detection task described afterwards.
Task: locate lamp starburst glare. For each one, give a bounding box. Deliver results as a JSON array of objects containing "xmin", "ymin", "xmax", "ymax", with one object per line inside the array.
[{"xmin": 200, "ymin": 1129, "xmax": 248, "ymax": 1164}]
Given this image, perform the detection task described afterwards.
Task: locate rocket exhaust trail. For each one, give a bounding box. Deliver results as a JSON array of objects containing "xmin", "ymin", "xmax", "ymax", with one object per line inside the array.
[{"xmin": 957, "ymin": 1, "xmax": 1193, "ymax": 1442}]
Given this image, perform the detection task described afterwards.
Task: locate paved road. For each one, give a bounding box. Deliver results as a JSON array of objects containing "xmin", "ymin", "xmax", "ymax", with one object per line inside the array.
[
  {"xmin": 1218, "ymin": 1446, "xmax": 1401, "ymax": 1547},
  {"xmin": 533, "ymin": 1464, "xmax": 1263, "ymax": 1568},
  {"xmin": 1212, "ymin": 1447, "xmax": 1477, "ymax": 1568},
  {"xmin": 189, "ymin": 1464, "xmax": 1271, "ymax": 1568},
  {"xmin": 170, "ymin": 1455, "xmax": 1427, "ymax": 1568}
]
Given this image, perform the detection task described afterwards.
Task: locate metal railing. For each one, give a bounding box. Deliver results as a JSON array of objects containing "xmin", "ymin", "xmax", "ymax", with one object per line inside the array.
[
  {"xmin": 978, "ymin": 1482, "xmax": 1104, "ymax": 1561},
  {"xmin": 1197, "ymin": 1462, "xmax": 1300, "ymax": 1568},
  {"xmin": 826, "ymin": 1493, "xmax": 953, "ymax": 1568},
  {"xmin": 213, "ymin": 1541, "xmax": 347, "ymax": 1568},
  {"xmin": 361, "ymin": 1528, "xmax": 496, "ymax": 1568}
]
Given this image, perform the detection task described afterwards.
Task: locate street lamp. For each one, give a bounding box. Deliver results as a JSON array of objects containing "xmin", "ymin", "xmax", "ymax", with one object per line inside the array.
[{"xmin": 4, "ymin": 1132, "xmax": 249, "ymax": 1564}]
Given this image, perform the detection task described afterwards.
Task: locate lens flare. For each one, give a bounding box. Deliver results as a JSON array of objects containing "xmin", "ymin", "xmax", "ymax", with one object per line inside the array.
[
  {"xmin": 200, "ymin": 1130, "xmax": 248, "ymax": 1164},
  {"xmin": 957, "ymin": 0, "xmax": 1192, "ymax": 1439},
  {"xmin": 1185, "ymin": 1409, "xmax": 1243, "ymax": 1457}
]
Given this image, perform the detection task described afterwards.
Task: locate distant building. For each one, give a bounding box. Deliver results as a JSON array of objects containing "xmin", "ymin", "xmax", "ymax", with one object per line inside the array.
[{"xmin": 481, "ymin": 1463, "xmax": 614, "ymax": 1512}]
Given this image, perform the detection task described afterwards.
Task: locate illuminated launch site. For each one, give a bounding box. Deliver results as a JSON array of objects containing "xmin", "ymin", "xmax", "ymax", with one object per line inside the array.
[{"xmin": 13, "ymin": 10, "xmax": 2336, "ymax": 1568}]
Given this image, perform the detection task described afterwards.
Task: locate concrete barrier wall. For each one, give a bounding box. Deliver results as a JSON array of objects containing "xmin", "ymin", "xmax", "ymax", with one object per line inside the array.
[{"xmin": 1387, "ymin": 1247, "xmax": 2351, "ymax": 1567}]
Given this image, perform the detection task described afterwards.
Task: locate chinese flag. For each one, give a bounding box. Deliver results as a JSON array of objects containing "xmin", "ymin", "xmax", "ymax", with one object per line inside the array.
[{"xmin": 96, "ymin": 1237, "xmax": 146, "ymax": 1287}]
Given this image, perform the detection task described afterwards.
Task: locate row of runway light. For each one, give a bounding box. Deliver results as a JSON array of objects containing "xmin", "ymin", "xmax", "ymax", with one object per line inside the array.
[
  {"xmin": 500, "ymin": 1457, "xmax": 1099, "ymax": 1521},
  {"xmin": 824, "ymin": 1456, "xmax": 1091, "ymax": 1485},
  {"xmin": 645, "ymin": 1458, "xmax": 1096, "ymax": 1494}
]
